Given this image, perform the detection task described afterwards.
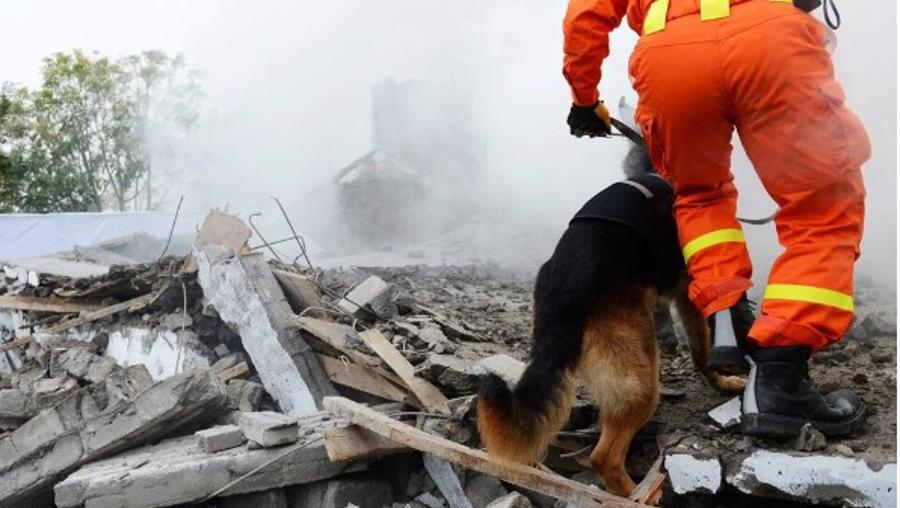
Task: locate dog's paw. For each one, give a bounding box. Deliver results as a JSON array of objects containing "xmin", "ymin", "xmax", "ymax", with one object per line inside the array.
[{"xmin": 707, "ymin": 372, "xmax": 747, "ymax": 393}]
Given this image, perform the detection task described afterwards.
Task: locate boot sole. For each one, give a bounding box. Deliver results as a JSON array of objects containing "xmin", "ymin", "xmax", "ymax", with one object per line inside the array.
[
  {"xmin": 709, "ymin": 346, "xmax": 749, "ymax": 375},
  {"xmin": 741, "ymin": 402, "xmax": 868, "ymax": 438}
]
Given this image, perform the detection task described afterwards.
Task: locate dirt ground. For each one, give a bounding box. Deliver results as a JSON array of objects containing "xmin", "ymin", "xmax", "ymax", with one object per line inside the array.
[{"xmin": 326, "ymin": 264, "xmax": 897, "ymax": 477}]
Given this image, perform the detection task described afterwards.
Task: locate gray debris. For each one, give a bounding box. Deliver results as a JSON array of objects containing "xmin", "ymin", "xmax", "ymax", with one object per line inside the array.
[
  {"xmin": 423, "ymin": 453, "xmax": 473, "ymax": 508},
  {"xmin": 220, "ymin": 489, "xmax": 288, "ymax": 508},
  {"xmin": 707, "ymin": 396, "xmax": 742, "ymax": 429},
  {"xmin": 239, "ymin": 411, "xmax": 298, "ymax": 447},
  {"xmin": 0, "ymin": 389, "xmax": 33, "ymax": 421},
  {"xmin": 289, "ymin": 475, "xmax": 393, "ymax": 508},
  {"xmin": 486, "ymin": 492, "xmax": 532, "ymax": 508},
  {"xmin": 1, "ymin": 368, "xmax": 229, "ymax": 507},
  {"xmin": 196, "ymin": 424, "xmax": 246, "ymax": 453},
  {"xmin": 464, "ymin": 474, "xmax": 508, "ymax": 508},
  {"xmin": 53, "ymin": 348, "xmax": 121, "ymax": 384},
  {"xmin": 338, "ymin": 276, "xmax": 398, "ymax": 319},
  {"xmin": 474, "ymin": 355, "xmax": 525, "ymax": 388},
  {"xmin": 227, "ymin": 379, "xmax": 265, "ymax": 412},
  {"xmin": 795, "ymin": 423, "xmax": 827, "ymax": 452},
  {"xmin": 417, "ymin": 355, "xmax": 479, "ymax": 396}
]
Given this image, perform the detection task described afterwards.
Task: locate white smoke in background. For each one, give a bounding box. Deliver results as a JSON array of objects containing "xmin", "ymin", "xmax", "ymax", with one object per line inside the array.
[{"xmin": 1, "ymin": 1, "xmax": 895, "ymax": 285}]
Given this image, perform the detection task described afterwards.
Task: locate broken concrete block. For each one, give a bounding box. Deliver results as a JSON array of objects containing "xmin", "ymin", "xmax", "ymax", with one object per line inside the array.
[
  {"xmin": 288, "ymin": 475, "xmax": 393, "ymax": 508},
  {"xmin": 465, "ymin": 474, "xmax": 508, "ymax": 508},
  {"xmin": 126, "ymin": 364, "xmax": 154, "ymax": 393},
  {"xmin": 415, "ymin": 492, "xmax": 446, "ymax": 508},
  {"xmin": 665, "ymin": 454, "xmax": 722, "ymax": 495},
  {"xmin": 227, "ymin": 379, "xmax": 265, "ymax": 412},
  {"xmin": 338, "ymin": 275, "xmax": 398, "ymax": 319},
  {"xmin": 240, "ymin": 411, "xmax": 298, "ymax": 447},
  {"xmin": 0, "ymin": 389, "xmax": 33, "ymax": 420},
  {"xmin": 55, "ymin": 412, "xmax": 355, "ymax": 508},
  {"xmin": 727, "ymin": 450, "xmax": 897, "ymax": 508},
  {"xmin": 196, "ymin": 424, "xmax": 246, "ymax": 453},
  {"xmin": 214, "ymin": 343, "xmax": 231, "ymax": 358},
  {"xmin": 707, "ymin": 396, "xmax": 741, "ymax": 429},
  {"xmin": 794, "ymin": 423, "xmax": 827, "ymax": 452},
  {"xmin": 486, "ymin": 492, "xmax": 532, "ymax": 508},
  {"xmin": 0, "ymin": 368, "xmax": 228, "ymax": 507},
  {"xmin": 415, "ymin": 326, "xmax": 458, "ymax": 354},
  {"xmin": 417, "ymin": 355, "xmax": 479, "ymax": 396},
  {"xmin": 31, "ymin": 377, "xmax": 80, "ymax": 410},
  {"xmin": 161, "ymin": 311, "xmax": 193, "ymax": 331},
  {"xmin": 475, "ymin": 355, "xmax": 525, "ymax": 387},
  {"xmin": 195, "ymin": 244, "xmax": 336, "ymax": 416},
  {"xmin": 221, "ymin": 488, "xmax": 288, "ymax": 508},
  {"xmin": 54, "ymin": 348, "xmax": 121, "ymax": 384},
  {"xmin": 213, "ymin": 352, "xmax": 249, "ymax": 373}
]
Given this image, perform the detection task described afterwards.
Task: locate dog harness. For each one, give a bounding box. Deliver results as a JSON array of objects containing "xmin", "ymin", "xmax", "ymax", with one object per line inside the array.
[{"xmin": 570, "ymin": 173, "xmax": 683, "ymax": 275}]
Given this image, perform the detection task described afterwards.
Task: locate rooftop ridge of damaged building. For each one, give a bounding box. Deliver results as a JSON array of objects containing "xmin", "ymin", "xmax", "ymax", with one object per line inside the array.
[{"xmin": 0, "ymin": 208, "xmax": 895, "ymax": 508}]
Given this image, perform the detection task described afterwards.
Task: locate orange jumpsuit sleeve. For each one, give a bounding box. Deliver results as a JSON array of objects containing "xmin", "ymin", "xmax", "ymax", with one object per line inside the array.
[{"xmin": 563, "ymin": 0, "xmax": 629, "ymax": 107}]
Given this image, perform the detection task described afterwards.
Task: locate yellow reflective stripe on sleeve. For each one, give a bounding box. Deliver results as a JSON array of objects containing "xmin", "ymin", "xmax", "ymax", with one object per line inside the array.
[
  {"xmin": 770, "ymin": 0, "xmax": 793, "ymax": 3},
  {"xmin": 764, "ymin": 284, "xmax": 854, "ymax": 312},
  {"xmin": 682, "ymin": 228, "xmax": 745, "ymax": 261},
  {"xmin": 643, "ymin": 0, "xmax": 670, "ymax": 35},
  {"xmin": 700, "ymin": 0, "xmax": 730, "ymax": 20}
]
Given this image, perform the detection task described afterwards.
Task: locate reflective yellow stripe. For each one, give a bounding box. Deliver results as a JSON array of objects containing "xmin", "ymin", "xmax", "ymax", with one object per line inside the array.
[
  {"xmin": 764, "ymin": 284, "xmax": 854, "ymax": 312},
  {"xmin": 646, "ymin": 0, "xmax": 792, "ymax": 35},
  {"xmin": 700, "ymin": 0, "xmax": 730, "ymax": 20},
  {"xmin": 682, "ymin": 228, "xmax": 745, "ymax": 261},
  {"xmin": 643, "ymin": 0, "xmax": 670, "ymax": 35}
]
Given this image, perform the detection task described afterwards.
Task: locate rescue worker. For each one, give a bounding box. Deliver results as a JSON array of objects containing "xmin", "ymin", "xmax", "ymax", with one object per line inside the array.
[{"xmin": 563, "ymin": 0, "xmax": 869, "ymax": 437}]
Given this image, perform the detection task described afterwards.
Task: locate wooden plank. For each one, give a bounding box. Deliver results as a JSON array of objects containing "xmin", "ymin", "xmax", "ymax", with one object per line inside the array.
[
  {"xmin": 0, "ymin": 295, "xmax": 103, "ymax": 314},
  {"xmin": 323, "ymin": 424, "xmax": 409, "ymax": 462},
  {"xmin": 424, "ymin": 453, "xmax": 474, "ymax": 508},
  {"xmin": 316, "ymin": 353, "xmax": 408, "ymax": 403},
  {"xmin": 323, "ymin": 397, "xmax": 648, "ymax": 508},
  {"xmin": 358, "ymin": 329, "xmax": 450, "ymax": 415},
  {"xmin": 272, "ymin": 269, "xmax": 325, "ymax": 316},
  {"xmin": 217, "ymin": 362, "xmax": 250, "ymax": 382},
  {"xmin": 42, "ymin": 293, "xmax": 155, "ymax": 334},
  {"xmin": 196, "ymin": 208, "xmax": 252, "ymax": 254},
  {"xmin": 629, "ymin": 452, "xmax": 666, "ymax": 505}
]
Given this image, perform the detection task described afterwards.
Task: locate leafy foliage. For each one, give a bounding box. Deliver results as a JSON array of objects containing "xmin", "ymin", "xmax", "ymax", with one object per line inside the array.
[{"xmin": 0, "ymin": 50, "xmax": 201, "ymax": 213}]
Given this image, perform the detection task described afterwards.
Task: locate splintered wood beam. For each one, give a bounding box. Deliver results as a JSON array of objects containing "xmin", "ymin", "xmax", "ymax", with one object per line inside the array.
[
  {"xmin": 357, "ymin": 329, "xmax": 450, "ymax": 415},
  {"xmin": 323, "ymin": 396, "xmax": 650, "ymax": 508},
  {"xmin": 42, "ymin": 292, "xmax": 156, "ymax": 334},
  {"xmin": 323, "ymin": 424, "xmax": 409, "ymax": 462},
  {"xmin": 0, "ymin": 295, "xmax": 103, "ymax": 314},
  {"xmin": 316, "ymin": 353, "xmax": 409, "ymax": 403}
]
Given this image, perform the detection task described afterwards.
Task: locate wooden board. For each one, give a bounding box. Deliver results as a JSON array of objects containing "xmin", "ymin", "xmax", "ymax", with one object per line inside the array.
[
  {"xmin": 0, "ymin": 295, "xmax": 103, "ymax": 314},
  {"xmin": 323, "ymin": 397, "xmax": 649, "ymax": 508},
  {"xmin": 197, "ymin": 209, "xmax": 252, "ymax": 254},
  {"xmin": 323, "ymin": 424, "xmax": 409, "ymax": 462},
  {"xmin": 358, "ymin": 329, "xmax": 450, "ymax": 415},
  {"xmin": 272, "ymin": 269, "xmax": 325, "ymax": 316},
  {"xmin": 217, "ymin": 362, "xmax": 250, "ymax": 382},
  {"xmin": 42, "ymin": 292, "xmax": 155, "ymax": 334},
  {"xmin": 316, "ymin": 353, "xmax": 408, "ymax": 403}
]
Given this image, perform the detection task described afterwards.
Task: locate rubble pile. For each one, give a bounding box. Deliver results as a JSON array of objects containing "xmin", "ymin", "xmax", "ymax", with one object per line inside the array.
[{"xmin": 0, "ymin": 209, "xmax": 895, "ymax": 508}]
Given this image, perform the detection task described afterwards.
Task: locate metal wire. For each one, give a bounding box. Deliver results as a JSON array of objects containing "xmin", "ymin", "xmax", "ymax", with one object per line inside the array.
[
  {"xmin": 157, "ymin": 195, "xmax": 184, "ymax": 261},
  {"xmin": 247, "ymin": 212, "xmax": 284, "ymax": 263},
  {"xmin": 271, "ymin": 196, "xmax": 315, "ymax": 272}
]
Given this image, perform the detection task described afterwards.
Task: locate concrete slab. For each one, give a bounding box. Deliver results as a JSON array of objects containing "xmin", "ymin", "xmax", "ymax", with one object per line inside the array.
[{"xmin": 240, "ymin": 411, "xmax": 298, "ymax": 448}]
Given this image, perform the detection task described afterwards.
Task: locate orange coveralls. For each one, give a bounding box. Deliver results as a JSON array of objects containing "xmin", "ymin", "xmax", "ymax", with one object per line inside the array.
[{"xmin": 563, "ymin": 0, "xmax": 870, "ymax": 351}]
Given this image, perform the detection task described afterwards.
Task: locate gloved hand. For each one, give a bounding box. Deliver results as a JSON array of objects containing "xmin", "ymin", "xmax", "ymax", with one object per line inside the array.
[{"xmin": 567, "ymin": 101, "xmax": 612, "ymax": 138}]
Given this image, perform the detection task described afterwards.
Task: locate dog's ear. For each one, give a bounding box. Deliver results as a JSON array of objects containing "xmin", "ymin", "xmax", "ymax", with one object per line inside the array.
[
  {"xmin": 623, "ymin": 143, "xmax": 654, "ymax": 178},
  {"xmin": 617, "ymin": 97, "xmax": 639, "ymax": 132}
]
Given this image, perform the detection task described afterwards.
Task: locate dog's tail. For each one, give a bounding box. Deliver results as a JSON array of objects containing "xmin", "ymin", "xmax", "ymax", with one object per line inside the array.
[{"xmin": 477, "ymin": 326, "xmax": 578, "ymax": 464}]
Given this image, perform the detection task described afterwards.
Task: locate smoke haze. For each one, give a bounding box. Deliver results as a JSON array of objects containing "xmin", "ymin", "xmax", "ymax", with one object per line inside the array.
[{"xmin": 2, "ymin": 1, "xmax": 896, "ymax": 285}]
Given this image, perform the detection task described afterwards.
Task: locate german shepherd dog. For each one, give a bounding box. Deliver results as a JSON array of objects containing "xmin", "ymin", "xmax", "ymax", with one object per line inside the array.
[{"xmin": 476, "ymin": 140, "xmax": 746, "ymax": 497}]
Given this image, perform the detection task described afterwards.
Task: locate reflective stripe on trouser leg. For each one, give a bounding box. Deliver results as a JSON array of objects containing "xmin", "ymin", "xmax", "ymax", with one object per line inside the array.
[
  {"xmin": 764, "ymin": 284, "xmax": 854, "ymax": 312},
  {"xmin": 683, "ymin": 228, "xmax": 745, "ymax": 262}
]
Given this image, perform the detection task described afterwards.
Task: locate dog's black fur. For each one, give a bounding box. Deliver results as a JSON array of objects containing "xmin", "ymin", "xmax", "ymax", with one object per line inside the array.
[{"xmin": 479, "ymin": 142, "xmax": 684, "ymax": 448}]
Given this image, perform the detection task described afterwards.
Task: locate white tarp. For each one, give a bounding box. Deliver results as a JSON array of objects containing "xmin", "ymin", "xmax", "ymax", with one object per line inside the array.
[{"xmin": 0, "ymin": 211, "xmax": 202, "ymax": 260}]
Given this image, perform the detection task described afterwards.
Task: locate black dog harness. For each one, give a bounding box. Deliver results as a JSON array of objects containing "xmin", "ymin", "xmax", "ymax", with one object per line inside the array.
[{"xmin": 570, "ymin": 173, "xmax": 683, "ymax": 275}]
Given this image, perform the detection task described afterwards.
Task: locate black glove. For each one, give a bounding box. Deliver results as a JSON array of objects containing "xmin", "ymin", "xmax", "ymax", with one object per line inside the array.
[{"xmin": 567, "ymin": 101, "xmax": 612, "ymax": 138}]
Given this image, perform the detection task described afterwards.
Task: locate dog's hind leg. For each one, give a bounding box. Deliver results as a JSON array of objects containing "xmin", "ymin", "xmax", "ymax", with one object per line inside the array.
[{"xmin": 577, "ymin": 293, "xmax": 660, "ymax": 497}]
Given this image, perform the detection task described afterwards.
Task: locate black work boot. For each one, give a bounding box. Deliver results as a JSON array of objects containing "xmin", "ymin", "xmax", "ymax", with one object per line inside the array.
[
  {"xmin": 707, "ymin": 293, "xmax": 755, "ymax": 374},
  {"xmin": 741, "ymin": 345, "xmax": 867, "ymax": 437}
]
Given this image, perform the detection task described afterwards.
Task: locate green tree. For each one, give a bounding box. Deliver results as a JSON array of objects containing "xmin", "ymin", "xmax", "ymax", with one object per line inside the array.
[{"xmin": 0, "ymin": 49, "xmax": 201, "ymax": 213}]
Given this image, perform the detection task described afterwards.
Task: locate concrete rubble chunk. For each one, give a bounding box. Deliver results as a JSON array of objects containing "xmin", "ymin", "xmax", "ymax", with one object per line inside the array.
[
  {"xmin": 55, "ymin": 412, "xmax": 358, "ymax": 508},
  {"xmin": 228, "ymin": 379, "xmax": 265, "ymax": 412},
  {"xmin": 54, "ymin": 348, "xmax": 121, "ymax": 384},
  {"xmin": 417, "ymin": 355, "xmax": 479, "ymax": 397},
  {"xmin": 707, "ymin": 396, "xmax": 741, "ymax": 429},
  {"xmin": 665, "ymin": 454, "xmax": 722, "ymax": 495},
  {"xmin": 727, "ymin": 450, "xmax": 897, "ymax": 508},
  {"xmin": 416, "ymin": 326, "xmax": 458, "ymax": 354},
  {"xmin": 464, "ymin": 474, "xmax": 508, "ymax": 508},
  {"xmin": 0, "ymin": 389, "xmax": 33, "ymax": 420},
  {"xmin": 338, "ymin": 275, "xmax": 398, "ymax": 319},
  {"xmin": 32, "ymin": 377, "xmax": 80, "ymax": 410},
  {"xmin": 474, "ymin": 355, "xmax": 525, "ymax": 388},
  {"xmin": 0, "ymin": 368, "xmax": 228, "ymax": 507},
  {"xmin": 221, "ymin": 488, "xmax": 288, "ymax": 508},
  {"xmin": 423, "ymin": 453, "xmax": 473, "ymax": 508},
  {"xmin": 288, "ymin": 475, "xmax": 393, "ymax": 508},
  {"xmin": 486, "ymin": 492, "xmax": 532, "ymax": 508},
  {"xmin": 196, "ymin": 424, "xmax": 246, "ymax": 453},
  {"xmin": 794, "ymin": 423, "xmax": 827, "ymax": 452},
  {"xmin": 195, "ymin": 240, "xmax": 336, "ymax": 416},
  {"xmin": 240, "ymin": 411, "xmax": 299, "ymax": 448},
  {"xmin": 126, "ymin": 364, "xmax": 154, "ymax": 393},
  {"xmin": 415, "ymin": 492, "xmax": 446, "ymax": 508}
]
